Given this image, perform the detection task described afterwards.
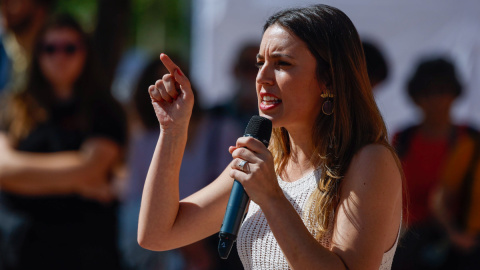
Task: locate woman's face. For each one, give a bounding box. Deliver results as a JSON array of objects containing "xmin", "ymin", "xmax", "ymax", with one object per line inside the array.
[
  {"xmin": 39, "ymin": 27, "xmax": 86, "ymax": 98},
  {"xmin": 256, "ymin": 24, "xmax": 325, "ymax": 131}
]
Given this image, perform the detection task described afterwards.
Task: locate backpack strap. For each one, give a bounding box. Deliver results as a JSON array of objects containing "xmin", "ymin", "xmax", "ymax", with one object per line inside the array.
[{"xmin": 457, "ymin": 128, "xmax": 480, "ymax": 230}]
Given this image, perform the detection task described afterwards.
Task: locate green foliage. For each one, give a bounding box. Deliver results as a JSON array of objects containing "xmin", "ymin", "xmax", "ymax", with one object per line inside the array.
[
  {"xmin": 53, "ymin": 0, "xmax": 191, "ymax": 57},
  {"xmin": 131, "ymin": 0, "xmax": 191, "ymax": 57},
  {"xmin": 54, "ymin": 0, "xmax": 98, "ymax": 33}
]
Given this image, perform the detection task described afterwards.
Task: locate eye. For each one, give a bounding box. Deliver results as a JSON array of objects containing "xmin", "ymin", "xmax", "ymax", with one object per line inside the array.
[
  {"xmin": 277, "ymin": 61, "xmax": 291, "ymax": 67},
  {"xmin": 255, "ymin": 61, "xmax": 264, "ymax": 69}
]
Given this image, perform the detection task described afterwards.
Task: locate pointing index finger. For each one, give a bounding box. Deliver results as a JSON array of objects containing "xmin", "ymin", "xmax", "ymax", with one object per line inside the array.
[{"xmin": 159, "ymin": 53, "xmax": 180, "ymax": 76}]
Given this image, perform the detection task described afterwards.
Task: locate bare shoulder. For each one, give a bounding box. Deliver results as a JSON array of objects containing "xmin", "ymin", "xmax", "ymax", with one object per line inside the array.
[
  {"xmin": 331, "ymin": 144, "xmax": 403, "ymax": 268},
  {"xmin": 342, "ymin": 143, "xmax": 402, "ymax": 194},
  {"xmin": 352, "ymin": 143, "xmax": 398, "ymax": 167}
]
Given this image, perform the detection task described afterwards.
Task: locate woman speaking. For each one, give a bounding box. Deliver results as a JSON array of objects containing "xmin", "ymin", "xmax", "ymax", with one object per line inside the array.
[{"xmin": 138, "ymin": 4, "xmax": 403, "ymax": 270}]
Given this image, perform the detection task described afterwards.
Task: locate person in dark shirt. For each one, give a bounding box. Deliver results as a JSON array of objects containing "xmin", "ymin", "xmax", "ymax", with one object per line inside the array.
[{"xmin": 0, "ymin": 14, "xmax": 126, "ymax": 270}]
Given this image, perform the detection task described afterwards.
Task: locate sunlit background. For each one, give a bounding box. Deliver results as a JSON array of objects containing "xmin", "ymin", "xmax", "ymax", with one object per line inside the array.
[
  {"xmin": 1, "ymin": 1, "xmax": 480, "ymax": 269},
  {"xmin": 23, "ymin": 0, "xmax": 480, "ymax": 136}
]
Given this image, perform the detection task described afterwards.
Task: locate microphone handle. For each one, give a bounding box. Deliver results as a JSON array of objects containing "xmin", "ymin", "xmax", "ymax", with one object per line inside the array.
[
  {"xmin": 218, "ymin": 180, "xmax": 249, "ymax": 259},
  {"xmin": 217, "ymin": 115, "xmax": 272, "ymax": 259}
]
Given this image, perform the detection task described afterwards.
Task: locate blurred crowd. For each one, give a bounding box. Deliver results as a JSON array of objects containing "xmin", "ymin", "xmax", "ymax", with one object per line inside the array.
[{"xmin": 0, "ymin": 1, "xmax": 479, "ymax": 270}]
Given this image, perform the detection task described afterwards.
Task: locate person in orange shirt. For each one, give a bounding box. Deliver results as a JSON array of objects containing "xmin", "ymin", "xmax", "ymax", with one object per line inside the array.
[{"xmin": 392, "ymin": 57, "xmax": 480, "ymax": 269}]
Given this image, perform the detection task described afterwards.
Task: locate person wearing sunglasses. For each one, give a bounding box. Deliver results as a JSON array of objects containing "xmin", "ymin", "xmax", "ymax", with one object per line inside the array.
[{"xmin": 0, "ymin": 14, "xmax": 126, "ymax": 270}]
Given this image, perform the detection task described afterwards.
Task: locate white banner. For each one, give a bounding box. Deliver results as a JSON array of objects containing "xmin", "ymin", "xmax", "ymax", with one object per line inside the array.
[{"xmin": 191, "ymin": 0, "xmax": 480, "ymax": 136}]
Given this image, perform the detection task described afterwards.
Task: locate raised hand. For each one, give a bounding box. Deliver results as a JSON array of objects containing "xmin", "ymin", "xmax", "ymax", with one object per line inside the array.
[{"xmin": 148, "ymin": 53, "xmax": 194, "ymax": 131}]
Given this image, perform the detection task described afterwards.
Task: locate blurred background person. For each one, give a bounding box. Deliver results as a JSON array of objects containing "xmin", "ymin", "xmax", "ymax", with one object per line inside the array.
[
  {"xmin": 392, "ymin": 57, "xmax": 479, "ymax": 269},
  {"xmin": 209, "ymin": 43, "xmax": 260, "ymax": 128},
  {"xmin": 0, "ymin": 0, "xmax": 55, "ymax": 94},
  {"xmin": 119, "ymin": 57, "xmax": 243, "ymax": 270},
  {"xmin": 0, "ymin": 14, "xmax": 126, "ymax": 269},
  {"xmin": 430, "ymin": 99, "xmax": 480, "ymax": 268},
  {"xmin": 362, "ymin": 40, "xmax": 389, "ymax": 91}
]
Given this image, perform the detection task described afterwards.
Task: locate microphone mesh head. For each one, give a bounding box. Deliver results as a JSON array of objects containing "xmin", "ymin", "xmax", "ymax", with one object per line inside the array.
[{"xmin": 244, "ymin": 116, "xmax": 272, "ymax": 147}]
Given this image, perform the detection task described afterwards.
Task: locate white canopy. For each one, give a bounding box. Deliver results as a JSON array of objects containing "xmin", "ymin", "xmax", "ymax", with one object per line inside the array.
[{"xmin": 191, "ymin": 0, "xmax": 480, "ymax": 136}]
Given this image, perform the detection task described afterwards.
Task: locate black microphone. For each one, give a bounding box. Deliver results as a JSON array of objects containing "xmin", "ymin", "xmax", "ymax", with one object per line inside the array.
[{"xmin": 218, "ymin": 115, "xmax": 272, "ymax": 259}]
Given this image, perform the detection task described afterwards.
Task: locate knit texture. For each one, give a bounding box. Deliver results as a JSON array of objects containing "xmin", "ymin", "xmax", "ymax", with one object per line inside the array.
[{"xmin": 237, "ymin": 168, "xmax": 398, "ymax": 270}]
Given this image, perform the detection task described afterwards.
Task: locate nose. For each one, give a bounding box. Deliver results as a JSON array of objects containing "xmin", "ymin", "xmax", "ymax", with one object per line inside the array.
[{"xmin": 256, "ymin": 63, "xmax": 274, "ymax": 86}]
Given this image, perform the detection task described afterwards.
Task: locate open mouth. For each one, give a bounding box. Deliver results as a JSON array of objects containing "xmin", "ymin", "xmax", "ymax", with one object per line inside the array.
[
  {"xmin": 261, "ymin": 95, "xmax": 281, "ymax": 105},
  {"xmin": 259, "ymin": 94, "xmax": 281, "ymax": 110}
]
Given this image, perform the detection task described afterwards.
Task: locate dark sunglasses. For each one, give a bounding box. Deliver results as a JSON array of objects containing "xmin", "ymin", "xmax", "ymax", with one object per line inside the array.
[{"xmin": 41, "ymin": 42, "xmax": 83, "ymax": 56}]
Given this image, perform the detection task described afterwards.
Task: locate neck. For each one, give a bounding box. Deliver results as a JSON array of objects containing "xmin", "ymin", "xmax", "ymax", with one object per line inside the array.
[
  {"xmin": 53, "ymin": 85, "xmax": 74, "ymax": 101},
  {"xmin": 282, "ymin": 127, "xmax": 315, "ymax": 182},
  {"xmin": 420, "ymin": 119, "xmax": 452, "ymax": 139}
]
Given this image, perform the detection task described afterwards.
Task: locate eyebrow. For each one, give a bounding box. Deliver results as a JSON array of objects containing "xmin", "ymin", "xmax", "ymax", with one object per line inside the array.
[{"xmin": 256, "ymin": 52, "xmax": 294, "ymax": 59}]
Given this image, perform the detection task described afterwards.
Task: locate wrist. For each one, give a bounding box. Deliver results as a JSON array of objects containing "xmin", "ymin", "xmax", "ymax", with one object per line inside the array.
[
  {"xmin": 69, "ymin": 163, "xmax": 96, "ymax": 195},
  {"xmin": 69, "ymin": 173, "xmax": 85, "ymax": 195},
  {"xmin": 258, "ymin": 190, "xmax": 288, "ymax": 215},
  {"xmin": 160, "ymin": 125, "xmax": 190, "ymax": 139},
  {"xmin": 159, "ymin": 114, "xmax": 192, "ymax": 134}
]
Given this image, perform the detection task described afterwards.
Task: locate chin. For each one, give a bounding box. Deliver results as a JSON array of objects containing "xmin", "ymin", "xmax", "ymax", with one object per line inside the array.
[
  {"xmin": 258, "ymin": 113, "xmax": 284, "ymax": 129},
  {"xmin": 258, "ymin": 112, "xmax": 273, "ymax": 121}
]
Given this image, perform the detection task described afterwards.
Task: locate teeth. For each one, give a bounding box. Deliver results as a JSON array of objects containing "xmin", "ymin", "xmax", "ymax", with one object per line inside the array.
[
  {"xmin": 262, "ymin": 95, "xmax": 280, "ymax": 104},
  {"xmin": 262, "ymin": 96, "xmax": 278, "ymax": 101}
]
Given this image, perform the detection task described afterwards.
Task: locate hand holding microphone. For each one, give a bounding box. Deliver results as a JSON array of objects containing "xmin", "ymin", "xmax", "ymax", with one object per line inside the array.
[{"xmin": 218, "ymin": 116, "xmax": 273, "ymax": 259}]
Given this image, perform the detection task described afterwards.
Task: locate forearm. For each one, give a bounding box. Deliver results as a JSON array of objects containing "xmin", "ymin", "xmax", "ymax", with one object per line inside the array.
[
  {"xmin": 0, "ymin": 151, "xmax": 90, "ymax": 195},
  {"xmin": 138, "ymin": 128, "xmax": 189, "ymax": 249},
  {"xmin": 0, "ymin": 138, "xmax": 120, "ymax": 196},
  {"xmin": 261, "ymin": 195, "xmax": 347, "ymax": 270},
  {"xmin": 432, "ymin": 189, "xmax": 459, "ymax": 234}
]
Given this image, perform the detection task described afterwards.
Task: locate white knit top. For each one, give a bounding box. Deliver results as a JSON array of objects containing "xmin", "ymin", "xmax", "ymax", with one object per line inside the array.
[{"xmin": 237, "ymin": 168, "xmax": 399, "ymax": 270}]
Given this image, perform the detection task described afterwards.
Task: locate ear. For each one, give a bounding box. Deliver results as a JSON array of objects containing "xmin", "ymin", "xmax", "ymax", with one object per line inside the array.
[
  {"xmin": 317, "ymin": 68, "xmax": 332, "ymax": 90},
  {"xmin": 319, "ymin": 79, "xmax": 333, "ymax": 98},
  {"xmin": 323, "ymin": 74, "xmax": 332, "ymax": 89}
]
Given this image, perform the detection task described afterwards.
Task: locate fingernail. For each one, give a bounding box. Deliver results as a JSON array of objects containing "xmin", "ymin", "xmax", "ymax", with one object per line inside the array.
[{"xmin": 176, "ymin": 69, "xmax": 183, "ymax": 76}]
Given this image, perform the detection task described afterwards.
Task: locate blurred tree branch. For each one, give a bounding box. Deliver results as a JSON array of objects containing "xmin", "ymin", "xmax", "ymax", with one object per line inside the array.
[
  {"xmin": 55, "ymin": 0, "xmax": 191, "ymax": 86},
  {"xmin": 93, "ymin": 0, "xmax": 131, "ymax": 86}
]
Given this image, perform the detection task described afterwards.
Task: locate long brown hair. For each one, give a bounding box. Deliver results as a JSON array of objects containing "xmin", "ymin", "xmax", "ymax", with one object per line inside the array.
[
  {"xmin": 3, "ymin": 14, "xmax": 110, "ymax": 146},
  {"xmin": 264, "ymin": 5, "xmax": 397, "ymax": 238}
]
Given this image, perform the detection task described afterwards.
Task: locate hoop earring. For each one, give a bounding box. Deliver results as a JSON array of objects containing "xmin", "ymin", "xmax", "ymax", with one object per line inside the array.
[{"xmin": 321, "ymin": 91, "xmax": 334, "ymax": 115}]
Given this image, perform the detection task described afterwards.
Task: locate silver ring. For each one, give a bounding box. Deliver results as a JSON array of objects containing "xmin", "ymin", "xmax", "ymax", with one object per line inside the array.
[{"xmin": 238, "ymin": 160, "xmax": 247, "ymax": 172}]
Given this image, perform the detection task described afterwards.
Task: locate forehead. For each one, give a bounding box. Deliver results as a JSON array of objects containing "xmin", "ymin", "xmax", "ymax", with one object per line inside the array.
[
  {"xmin": 259, "ymin": 24, "xmax": 308, "ymax": 56},
  {"xmin": 43, "ymin": 27, "xmax": 81, "ymax": 42}
]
